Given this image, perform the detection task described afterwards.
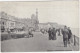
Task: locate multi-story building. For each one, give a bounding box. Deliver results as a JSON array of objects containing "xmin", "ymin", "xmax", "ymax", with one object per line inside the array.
[
  {"xmin": 0, "ymin": 12, "xmax": 8, "ymax": 32},
  {"xmin": 22, "ymin": 9, "xmax": 39, "ymax": 31},
  {"xmin": 0, "ymin": 11, "xmax": 26, "ymax": 33},
  {"xmin": 31, "ymin": 9, "xmax": 39, "ymax": 31},
  {"xmin": 0, "ymin": 9, "xmax": 39, "ymax": 33},
  {"xmin": 7, "ymin": 15, "xmax": 16, "ymax": 32}
]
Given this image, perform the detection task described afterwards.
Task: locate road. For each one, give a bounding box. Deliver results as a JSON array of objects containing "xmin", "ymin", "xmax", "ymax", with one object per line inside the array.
[{"xmin": 1, "ymin": 32, "xmax": 79, "ymax": 52}]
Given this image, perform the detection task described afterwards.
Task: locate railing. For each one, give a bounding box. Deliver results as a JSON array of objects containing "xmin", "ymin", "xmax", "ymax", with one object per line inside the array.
[{"xmin": 72, "ymin": 35, "xmax": 79, "ymax": 46}]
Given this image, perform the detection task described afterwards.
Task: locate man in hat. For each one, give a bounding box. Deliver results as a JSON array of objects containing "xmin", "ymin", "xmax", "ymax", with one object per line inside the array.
[
  {"xmin": 48, "ymin": 28, "xmax": 52, "ymax": 40},
  {"xmin": 62, "ymin": 26, "xmax": 69, "ymax": 47}
]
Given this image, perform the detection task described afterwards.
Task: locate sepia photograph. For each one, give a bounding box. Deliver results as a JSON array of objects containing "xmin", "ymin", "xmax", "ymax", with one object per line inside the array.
[{"xmin": 0, "ymin": 0, "xmax": 79, "ymax": 52}]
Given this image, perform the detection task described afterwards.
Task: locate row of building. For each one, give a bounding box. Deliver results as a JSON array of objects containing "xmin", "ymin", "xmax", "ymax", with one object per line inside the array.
[
  {"xmin": 0, "ymin": 9, "xmax": 39, "ymax": 33},
  {"xmin": 0, "ymin": 9, "xmax": 64, "ymax": 33}
]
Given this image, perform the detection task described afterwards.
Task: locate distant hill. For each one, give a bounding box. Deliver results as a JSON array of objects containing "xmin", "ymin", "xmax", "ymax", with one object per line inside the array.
[{"xmin": 39, "ymin": 22, "xmax": 65, "ymax": 29}]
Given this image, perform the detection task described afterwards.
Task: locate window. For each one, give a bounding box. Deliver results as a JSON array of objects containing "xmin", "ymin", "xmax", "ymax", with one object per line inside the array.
[
  {"xmin": 2, "ymin": 22, "xmax": 4, "ymax": 25},
  {"xmin": 1, "ymin": 26, "xmax": 5, "ymax": 32},
  {"xmin": 11, "ymin": 23, "xmax": 14, "ymax": 27}
]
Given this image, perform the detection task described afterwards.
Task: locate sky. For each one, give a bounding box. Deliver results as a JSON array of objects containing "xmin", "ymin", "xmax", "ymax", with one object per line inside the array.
[{"xmin": 0, "ymin": 1, "xmax": 79, "ymax": 28}]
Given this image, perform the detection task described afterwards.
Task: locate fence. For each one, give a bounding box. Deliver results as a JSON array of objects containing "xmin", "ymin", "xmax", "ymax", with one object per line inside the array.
[{"xmin": 72, "ymin": 35, "xmax": 79, "ymax": 46}]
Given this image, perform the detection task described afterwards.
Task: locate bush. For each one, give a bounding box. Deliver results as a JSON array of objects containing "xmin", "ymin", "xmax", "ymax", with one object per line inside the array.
[
  {"xmin": 1, "ymin": 33, "xmax": 29, "ymax": 41},
  {"xmin": 1, "ymin": 34, "xmax": 11, "ymax": 41}
]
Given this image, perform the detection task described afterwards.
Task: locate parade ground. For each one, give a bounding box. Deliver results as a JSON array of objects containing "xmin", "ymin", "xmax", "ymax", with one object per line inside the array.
[{"xmin": 1, "ymin": 32, "xmax": 79, "ymax": 52}]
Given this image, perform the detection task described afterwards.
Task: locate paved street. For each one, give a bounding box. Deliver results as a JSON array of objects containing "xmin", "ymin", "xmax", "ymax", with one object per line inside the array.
[{"xmin": 1, "ymin": 32, "xmax": 79, "ymax": 52}]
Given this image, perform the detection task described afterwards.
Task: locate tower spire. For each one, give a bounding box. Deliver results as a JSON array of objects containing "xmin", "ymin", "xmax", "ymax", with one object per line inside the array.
[{"xmin": 36, "ymin": 8, "xmax": 38, "ymax": 20}]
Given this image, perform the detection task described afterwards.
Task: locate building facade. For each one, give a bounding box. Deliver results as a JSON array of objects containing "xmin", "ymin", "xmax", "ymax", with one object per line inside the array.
[
  {"xmin": 0, "ymin": 12, "xmax": 26, "ymax": 33},
  {"xmin": 0, "ymin": 9, "xmax": 39, "ymax": 33},
  {"xmin": 22, "ymin": 9, "xmax": 39, "ymax": 31},
  {"xmin": 0, "ymin": 12, "xmax": 8, "ymax": 32}
]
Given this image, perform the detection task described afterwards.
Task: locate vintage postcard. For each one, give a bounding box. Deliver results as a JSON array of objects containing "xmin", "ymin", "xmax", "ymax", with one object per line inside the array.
[{"xmin": 0, "ymin": 0, "xmax": 79, "ymax": 52}]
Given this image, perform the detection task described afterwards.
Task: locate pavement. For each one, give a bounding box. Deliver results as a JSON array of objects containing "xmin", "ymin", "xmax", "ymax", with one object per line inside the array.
[{"xmin": 1, "ymin": 32, "xmax": 79, "ymax": 52}]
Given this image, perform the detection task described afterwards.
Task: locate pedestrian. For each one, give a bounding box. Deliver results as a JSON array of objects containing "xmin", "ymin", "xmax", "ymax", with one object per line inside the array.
[
  {"xmin": 29, "ymin": 29, "xmax": 33, "ymax": 37},
  {"xmin": 68, "ymin": 27, "xmax": 72, "ymax": 44},
  {"xmin": 51, "ymin": 28, "xmax": 56, "ymax": 40},
  {"xmin": 48, "ymin": 28, "xmax": 52, "ymax": 40},
  {"xmin": 62, "ymin": 26, "xmax": 69, "ymax": 47}
]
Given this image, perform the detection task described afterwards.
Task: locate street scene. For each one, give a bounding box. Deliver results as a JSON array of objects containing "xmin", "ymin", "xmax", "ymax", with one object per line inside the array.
[
  {"xmin": 1, "ymin": 31, "xmax": 79, "ymax": 52},
  {"xmin": 0, "ymin": 1, "xmax": 79, "ymax": 52}
]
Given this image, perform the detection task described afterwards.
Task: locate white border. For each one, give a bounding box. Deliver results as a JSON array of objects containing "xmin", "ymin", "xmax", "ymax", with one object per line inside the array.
[
  {"xmin": 0, "ymin": 0, "xmax": 79, "ymax": 53},
  {"xmin": 0, "ymin": 0, "xmax": 78, "ymax": 1}
]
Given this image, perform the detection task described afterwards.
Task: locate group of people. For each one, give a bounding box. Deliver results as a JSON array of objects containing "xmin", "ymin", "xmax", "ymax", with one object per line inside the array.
[
  {"xmin": 48, "ymin": 28, "xmax": 57, "ymax": 40},
  {"xmin": 62, "ymin": 26, "xmax": 72, "ymax": 47},
  {"xmin": 48, "ymin": 26, "xmax": 72, "ymax": 47}
]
